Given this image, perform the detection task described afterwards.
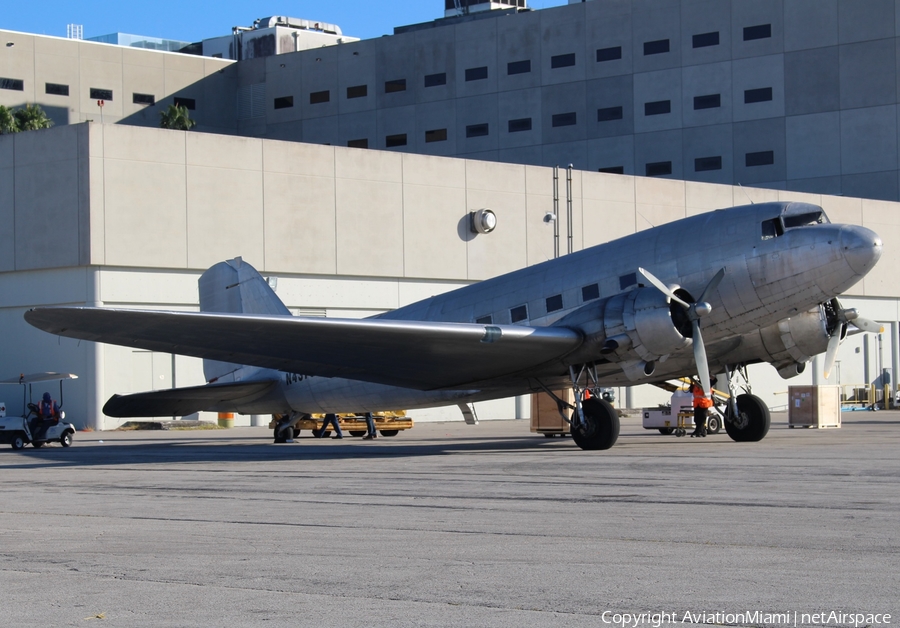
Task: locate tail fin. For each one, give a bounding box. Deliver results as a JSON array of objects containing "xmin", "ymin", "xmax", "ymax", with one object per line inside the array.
[{"xmin": 199, "ymin": 257, "xmax": 290, "ymax": 382}]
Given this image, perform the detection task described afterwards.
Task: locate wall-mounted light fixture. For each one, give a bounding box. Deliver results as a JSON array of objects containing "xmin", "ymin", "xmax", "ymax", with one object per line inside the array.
[
  {"xmin": 469, "ymin": 208, "xmax": 497, "ymax": 234},
  {"xmin": 5, "ymin": 42, "xmax": 14, "ymax": 47}
]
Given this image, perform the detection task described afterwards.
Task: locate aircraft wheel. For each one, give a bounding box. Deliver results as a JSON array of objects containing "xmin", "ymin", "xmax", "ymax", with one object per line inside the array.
[
  {"xmin": 12, "ymin": 433, "xmax": 26, "ymax": 450},
  {"xmin": 349, "ymin": 431, "xmax": 366, "ymax": 437},
  {"xmin": 60, "ymin": 431, "xmax": 73, "ymax": 448},
  {"xmin": 658, "ymin": 427, "xmax": 675, "ymax": 435},
  {"xmin": 724, "ymin": 394, "xmax": 770, "ymax": 442},
  {"xmin": 273, "ymin": 421, "xmax": 290, "ymax": 443},
  {"xmin": 707, "ymin": 415, "xmax": 721, "ymax": 435},
  {"xmin": 32, "ymin": 440, "xmax": 44, "ymax": 449},
  {"xmin": 292, "ymin": 429, "xmax": 301, "ymax": 439},
  {"xmin": 379, "ymin": 430, "xmax": 399, "ymax": 437},
  {"xmin": 571, "ymin": 399, "xmax": 620, "ymax": 451}
]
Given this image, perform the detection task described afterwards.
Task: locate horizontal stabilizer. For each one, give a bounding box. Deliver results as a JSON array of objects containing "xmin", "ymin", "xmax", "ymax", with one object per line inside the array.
[{"xmin": 102, "ymin": 380, "xmax": 278, "ymax": 418}]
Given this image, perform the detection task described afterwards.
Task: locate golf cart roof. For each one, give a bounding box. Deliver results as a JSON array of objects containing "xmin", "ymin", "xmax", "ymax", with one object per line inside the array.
[{"xmin": 0, "ymin": 372, "xmax": 79, "ymax": 385}]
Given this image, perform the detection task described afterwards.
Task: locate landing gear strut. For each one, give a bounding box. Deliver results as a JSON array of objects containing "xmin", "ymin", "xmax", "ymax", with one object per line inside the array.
[
  {"xmin": 722, "ymin": 365, "xmax": 770, "ymax": 442},
  {"xmin": 563, "ymin": 363, "xmax": 621, "ymax": 451}
]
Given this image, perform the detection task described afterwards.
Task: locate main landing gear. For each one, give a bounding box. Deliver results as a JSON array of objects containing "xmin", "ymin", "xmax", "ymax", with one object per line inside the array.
[
  {"xmin": 721, "ymin": 365, "xmax": 770, "ymax": 442},
  {"xmin": 550, "ymin": 363, "xmax": 620, "ymax": 451}
]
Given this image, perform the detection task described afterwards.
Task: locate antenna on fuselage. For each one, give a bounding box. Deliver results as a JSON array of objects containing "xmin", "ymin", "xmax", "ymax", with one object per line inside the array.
[{"xmin": 737, "ymin": 183, "xmax": 755, "ymax": 204}]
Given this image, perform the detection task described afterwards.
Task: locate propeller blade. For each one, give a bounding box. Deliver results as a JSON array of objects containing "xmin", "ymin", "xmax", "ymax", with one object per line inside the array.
[
  {"xmin": 692, "ymin": 319, "xmax": 711, "ymax": 396},
  {"xmin": 823, "ymin": 328, "xmax": 842, "ymax": 379},
  {"xmin": 697, "ymin": 268, "xmax": 725, "ymax": 305},
  {"xmin": 637, "ymin": 267, "xmax": 690, "ymax": 309},
  {"xmin": 850, "ymin": 316, "xmax": 883, "ymax": 334}
]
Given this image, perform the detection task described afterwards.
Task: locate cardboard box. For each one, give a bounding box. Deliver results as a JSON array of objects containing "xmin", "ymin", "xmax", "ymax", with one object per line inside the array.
[{"xmin": 788, "ymin": 385, "xmax": 841, "ymax": 428}]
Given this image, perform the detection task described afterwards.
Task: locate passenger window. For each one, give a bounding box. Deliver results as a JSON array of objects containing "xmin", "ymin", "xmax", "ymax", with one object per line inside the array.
[
  {"xmin": 582, "ymin": 284, "xmax": 600, "ymax": 301},
  {"xmin": 619, "ymin": 273, "xmax": 637, "ymax": 290},
  {"xmin": 476, "ymin": 315, "xmax": 493, "ymax": 324},
  {"xmin": 761, "ymin": 218, "xmax": 783, "ymax": 240},
  {"xmin": 510, "ymin": 305, "xmax": 528, "ymax": 323},
  {"xmin": 546, "ymin": 295, "xmax": 563, "ymax": 313}
]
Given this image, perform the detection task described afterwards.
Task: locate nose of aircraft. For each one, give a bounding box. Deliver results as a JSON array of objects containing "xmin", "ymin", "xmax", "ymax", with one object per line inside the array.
[{"xmin": 840, "ymin": 225, "xmax": 883, "ymax": 275}]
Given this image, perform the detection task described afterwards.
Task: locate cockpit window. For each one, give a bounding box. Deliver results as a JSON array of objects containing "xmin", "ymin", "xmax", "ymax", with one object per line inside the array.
[
  {"xmin": 783, "ymin": 211, "xmax": 827, "ymax": 229},
  {"xmin": 761, "ymin": 218, "xmax": 783, "ymax": 240}
]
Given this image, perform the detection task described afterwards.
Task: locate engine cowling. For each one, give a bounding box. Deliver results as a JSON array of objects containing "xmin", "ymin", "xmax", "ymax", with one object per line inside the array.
[{"xmin": 758, "ymin": 307, "xmax": 831, "ymax": 379}]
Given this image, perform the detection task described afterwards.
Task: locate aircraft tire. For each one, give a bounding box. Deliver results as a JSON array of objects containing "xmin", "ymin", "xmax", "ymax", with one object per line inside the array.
[
  {"xmin": 724, "ymin": 394, "xmax": 770, "ymax": 442},
  {"xmin": 571, "ymin": 398, "xmax": 620, "ymax": 451}
]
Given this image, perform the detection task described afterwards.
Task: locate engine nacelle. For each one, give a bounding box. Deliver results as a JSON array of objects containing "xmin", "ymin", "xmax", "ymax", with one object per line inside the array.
[{"xmin": 758, "ymin": 307, "xmax": 831, "ymax": 378}]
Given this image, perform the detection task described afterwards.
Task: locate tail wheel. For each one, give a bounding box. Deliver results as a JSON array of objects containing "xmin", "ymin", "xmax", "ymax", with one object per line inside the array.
[
  {"xmin": 725, "ymin": 394, "xmax": 770, "ymax": 442},
  {"xmin": 571, "ymin": 398, "xmax": 620, "ymax": 451}
]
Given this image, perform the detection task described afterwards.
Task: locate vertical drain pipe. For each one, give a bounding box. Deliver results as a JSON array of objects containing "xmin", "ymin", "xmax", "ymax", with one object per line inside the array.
[
  {"xmin": 552, "ymin": 166, "xmax": 560, "ymax": 259},
  {"xmin": 566, "ymin": 164, "xmax": 574, "ymax": 255}
]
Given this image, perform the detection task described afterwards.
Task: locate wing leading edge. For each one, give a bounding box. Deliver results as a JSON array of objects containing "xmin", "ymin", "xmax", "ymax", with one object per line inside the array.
[{"xmin": 25, "ymin": 307, "xmax": 584, "ymax": 390}]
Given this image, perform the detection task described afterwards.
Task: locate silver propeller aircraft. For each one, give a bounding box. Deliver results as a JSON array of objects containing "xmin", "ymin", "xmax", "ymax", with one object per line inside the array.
[{"xmin": 25, "ymin": 201, "xmax": 882, "ymax": 451}]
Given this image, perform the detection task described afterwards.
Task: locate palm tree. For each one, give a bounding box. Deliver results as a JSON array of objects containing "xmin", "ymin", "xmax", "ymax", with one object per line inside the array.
[
  {"xmin": 13, "ymin": 103, "xmax": 53, "ymax": 131},
  {"xmin": 0, "ymin": 105, "xmax": 18, "ymax": 134},
  {"xmin": 159, "ymin": 104, "xmax": 196, "ymax": 131}
]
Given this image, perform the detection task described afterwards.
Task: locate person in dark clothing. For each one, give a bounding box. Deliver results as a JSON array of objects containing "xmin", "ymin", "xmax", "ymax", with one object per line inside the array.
[
  {"xmin": 316, "ymin": 413, "xmax": 343, "ymax": 439},
  {"xmin": 363, "ymin": 412, "xmax": 378, "ymax": 440},
  {"xmin": 689, "ymin": 377, "xmax": 716, "ymax": 437}
]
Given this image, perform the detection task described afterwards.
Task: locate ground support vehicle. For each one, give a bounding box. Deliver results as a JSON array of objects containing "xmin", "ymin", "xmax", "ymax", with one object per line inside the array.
[
  {"xmin": 642, "ymin": 382, "xmax": 723, "ymax": 436},
  {"xmin": 269, "ymin": 411, "xmax": 413, "ymax": 440},
  {"xmin": 0, "ymin": 373, "xmax": 78, "ymax": 449}
]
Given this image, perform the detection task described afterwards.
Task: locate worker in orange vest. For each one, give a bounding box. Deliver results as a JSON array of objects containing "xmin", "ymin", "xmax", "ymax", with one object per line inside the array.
[{"xmin": 689, "ymin": 377, "xmax": 716, "ymax": 437}]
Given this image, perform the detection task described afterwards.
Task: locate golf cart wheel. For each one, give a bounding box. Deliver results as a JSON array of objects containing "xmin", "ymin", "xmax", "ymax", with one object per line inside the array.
[
  {"xmin": 707, "ymin": 415, "xmax": 721, "ymax": 435},
  {"xmin": 658, "ymin": 427, "xmax": 675, "ymax": 435},
  {"xmin": 60, "ymin": 431, "xmax": 73, "ymax": 448},
  {"xmin": 12, "ymin": 433, "xmax": 26, "ymax": 450}
]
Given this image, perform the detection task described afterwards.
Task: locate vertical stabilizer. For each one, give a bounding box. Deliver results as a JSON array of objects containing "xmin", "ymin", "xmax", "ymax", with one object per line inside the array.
[{"xmin": 199, "ymin": 258, "xmax": 291, "ymax": 381}]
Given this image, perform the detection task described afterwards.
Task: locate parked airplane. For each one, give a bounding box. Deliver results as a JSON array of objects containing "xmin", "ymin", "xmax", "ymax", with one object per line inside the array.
[{"xmin": 25, "ymin": 201, "xmax": 882, "ymax": 450}]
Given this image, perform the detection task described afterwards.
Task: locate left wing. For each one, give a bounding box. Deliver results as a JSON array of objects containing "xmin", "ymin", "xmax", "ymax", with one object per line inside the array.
[
  {"xmin": 102, "ymin": 380, "xmax": 278, "ymax": 418},
  {"xmin": 25, "ymin": 307, "xmax": 583, "ymax": 390}
]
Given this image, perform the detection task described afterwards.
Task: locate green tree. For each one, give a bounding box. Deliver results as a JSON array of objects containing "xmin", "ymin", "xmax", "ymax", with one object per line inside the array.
[
  {"xmin": 0, "ymin": 105, "xmax": 18, "ymax": 134},
  {"xmin": 13, "ymin": 103, "xmax": 53, "ymax": 131},
  {"xmin": 160, "ymin": 104, "xmax": 196, "ymax": 131}
]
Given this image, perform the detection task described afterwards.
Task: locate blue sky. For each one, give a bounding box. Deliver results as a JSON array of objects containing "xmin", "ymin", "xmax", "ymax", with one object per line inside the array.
[{"xmin": 4, "ymin": 1, "xmax": 569, "ymax": 44}]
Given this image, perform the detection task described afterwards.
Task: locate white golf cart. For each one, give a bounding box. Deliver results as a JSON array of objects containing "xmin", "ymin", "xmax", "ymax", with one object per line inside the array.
[{"xmin": 0, "ymin": 373, "xmax": 78, "ymax": 450}]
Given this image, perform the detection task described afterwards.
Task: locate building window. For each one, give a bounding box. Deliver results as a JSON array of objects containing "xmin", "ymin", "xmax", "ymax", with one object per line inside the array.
[
  {"xmin": 385, "ymin": 79, "xmax": 406, "ymax": 93},
  {"xmin": 743, "ymin": 24, "xmax": 772, "ymax": 41},
  {"xmin": 646, "ymin": 161, "xmax": 673, "ymax": 177},
  {"xmin": 582, "ymin": 284, "xmax": 600, "ymax": 301},
  {"xmin": 510, "ymin": 305, "xmax": 528, "ymax": 323},
  {"xmin": 552, "ymin": 112, "xmax": 577, "ymax": 127},
  {"xmin": 508, "ymin": 117, "xmax": 532, "ymax": 133},
  {"xmin": 644, "ymin": 100, "xmax": 671, "ymax": 116},
  {"xmin": 0, "ymin": 77, "xmax": 24, "ymax": 91},
  {"xmin": 385, "ymin": 134, "xmax": 407, "ymax": 148},
  {"xmin": 476, "ymin": 315, "xmax": 493, "ymax": 325},
  {"xmin": 597, "ymin": 46, "xmax": 622, "ymax": 62},
  {"xmin": 347, "ymin": 84, "xmax": 367, "ymax": 99},
  {"xmin": 425, "ymin": 128, "xmax": 448, "ymax": 143},
  {"xmin": 695, "ymin": 156, "xmax": 722, "ymax": 172},
  {"xmin": 597, "ymin": 106, "xmax": 624, "ymax": 122},
  {"xmin": 174, "ymin": 97, "xmax": 195, "ymax": 110},
  {"xmin": 507, "ymin": 60, "xmax": 531, "ymax": 75},
  {"xmin": 692, "ymin": 31, "xmax": 720, "ymax": 48},
  {"xmin": 598, "ymin": 166, "xmax": 624, "ymax": 174},
  {"xmin": 46, "ymin": 83, "xmax": 69, "ymax": 96},
  {"xmin": 465, "ymin": 66, "xmax": 488, "ymax": 82},
  {"xmin": 347, "ymin": 138, "xmax": 369, "ymax": 149},
  {"xmin": 466, "ymin": 123, "xmax": 489, "ymax": 138},
  {"xmin": 133, "ymin": 93, "xmax": 155, "ymax": 105},
  {"xmin": 90, "ymin": 88, "xmax": 113, "ymax": 101},
  {"xmin": 273, "ymin": 96, "xmax": 293, "ymax": 109},
  {"xmin": 551, "ymin": 53, "xmax": 575, "ymax": 69},
  {"xmin": 619, "ymin": 272, "xmax": 637, "ymax": 290},
  {"xmin": 643, "ymin": 39, "xmax": 670, "ymax": 56},
  {"xmin": 745, "ymin": 150, "xmax": 774, "ymax": 167},
  {"xmin": 744, "ymin": 87, "xmax": 773, "ymax": 104},
  {"xmin": 424, "ymin": 72, "xmax": 446, "ymax": 87},
  {"xmin": 309, "ymin": 90, "xmax": 330, "ymax": 104},
  {"xmin": 546, "ymin": 294, "xmax": 563, "ymax": 313},
  {"xmin": 693, "ymin": 94, "xmax": 721, "ymax": 110}
]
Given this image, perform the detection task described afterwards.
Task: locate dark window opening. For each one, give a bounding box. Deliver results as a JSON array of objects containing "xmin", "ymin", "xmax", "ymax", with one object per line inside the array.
[
  {"xmin": 425, "ymin": 128, "xmax": 448, "ymax": 143},
  {"xmin": 598, "ymin": 166, "xmax": 624, "ymax": 174},
  {"xmin": 466, "ymin": 123, "xmax": 489, "ymax": 138},
  {"xmin": 692, "ymin": 31, "xmax": 720, "ymax": 48},
  {"xmin": 597, "ymin": 106, "xmax": 624, "ymax": 122},
  {"xmin": 551, "ymin": 53, "xmax": 576, "ymax": 69},
  {"xmin": 510, "ymin": 305, "xmax": 528, "ymax": 323},
  {"xmin": 644, "ymin": 100, "xmax": 671, "ymax": 116},
  {"xmin": 695, "ymin": 156, "xmax": 722, "ymax": 172},
  {"xmin": 552, "ymin": 112, "xmax": 577, "ymax": 127},
  {"xmin": 424, "ymin": 72, "xmax": 446, "ymax": 87},
  {"xmin": 273, "ymin": 96, "xmax": 293, "ymax": 109},
  {"xmin": 582, "ymin": 284, "xmax": 600, "ymax": 302},
  {"xmin": 90, "ymin": 88, "xmax": 113, "ymax": 101},
  {"xmin": 132, "ymin": 92, "xmax": 155, "ymax": 105},
  {"xmin": 646, "ymin": 161, "xmax": 673, "ymax": 177},
  {"xmin": 644, "ymin": 39, "xmax": 670, "ymax": 56},
  {"xmin": 744, "ymin": 87, "xmax": 773, "ymax": 104},
  {"xmin": 385, "ymin": 134, "xmax": 408, "ymax": 148},
  {"xmin": 761, "ymin": 217, "xmax": 784, "ymax": 240},
  {"xmin": 174, "ymin": 97, "xmax": 195, "ymax": 110},
  {"xmin": 476, "ymin": 315, "xmax": 493, "ymax": 325},
  {"xmin": 385, "ymin": 79, "xmax": 406, "ymax": 93},
  {"xmin": 619, "ymin": 272, "xmax": 637, "ymax": 290},
  {"xmin": 507, "ymin": 60, "xmax": 531, "ymax": 75},
  {"xmin": 597, "ymin": 46, "xmax": 622, "ymax": 62},
  {"xmin": 546, "ymin": 294, "xmax": 563, "ymax": 313},
  {"xmin": 347, "ymin": 138, "xmax": 369, "ymax": 149},
  {"xmin": 309, "ymin": 90, "xmax": 330, "ymax": 104},
  {"xmin": 46, "ymin": 83, "xmax": 69, "ymax": 96},
  {"xmin": 347, "ymin": 84, "xmax": 368, "ymax": 99},
  {"xmin": 0, "ymin": 77, "xmax": 24, "ymax": 91},
  {"xmin": 746, "ymin": 150, "xmax": 774, "ymax": 167},
  {"xmin": 465, "ymin": 66, "xmax": 488, "ymax": 82},
  {"xmin": 693, "ymin": 94, "xmax": 721, "ymax": 110},
  {"xmin": 743, "ymin": 24, "xmax": 772, "ymax": 41},
  {"xmin": 508, "ymin": 118, "xmax": 532, "ymax": 133}
]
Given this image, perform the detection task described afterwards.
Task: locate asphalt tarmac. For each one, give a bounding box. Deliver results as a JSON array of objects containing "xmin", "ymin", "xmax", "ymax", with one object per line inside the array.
[{"xmin": 1, "ymin": 412, "xmax": 898, "ymax": 628}]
